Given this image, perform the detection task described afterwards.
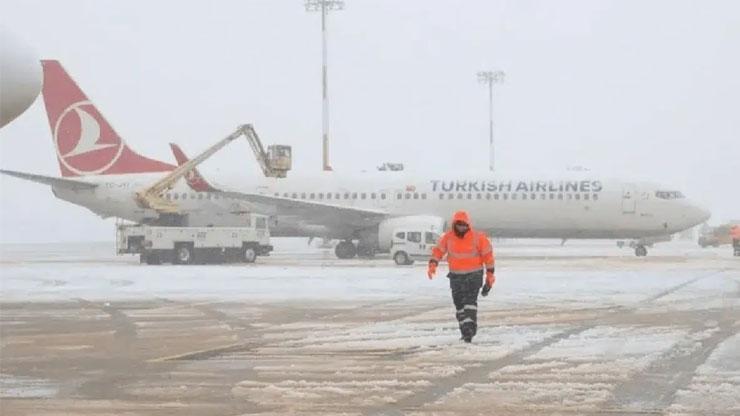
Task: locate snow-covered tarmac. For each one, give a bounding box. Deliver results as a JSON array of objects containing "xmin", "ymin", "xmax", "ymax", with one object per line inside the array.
[{"xmin": 0, "ymin": 240, "xmax": 738, "ymax": 415}]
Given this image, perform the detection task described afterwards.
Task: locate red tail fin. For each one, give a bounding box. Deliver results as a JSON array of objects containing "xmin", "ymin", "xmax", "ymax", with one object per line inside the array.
[
  {"xmin": 40, "ymin": 60, "xmax": 175, "ymax": 177},
  {"xmin": 169, "ymin": 143, "xmax": 219, "ymax": 192}
]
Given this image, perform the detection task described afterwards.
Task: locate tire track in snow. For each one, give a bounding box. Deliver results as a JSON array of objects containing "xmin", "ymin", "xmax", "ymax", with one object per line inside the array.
[{"xmin": 365, "ymin": 268, "xmax": 728, "ymax": 415}]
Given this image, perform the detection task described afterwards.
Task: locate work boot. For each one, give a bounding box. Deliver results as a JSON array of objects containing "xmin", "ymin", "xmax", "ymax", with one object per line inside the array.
[{"xmin": 463, "ymin": 335, "xmax": 472, "ymax": 343}]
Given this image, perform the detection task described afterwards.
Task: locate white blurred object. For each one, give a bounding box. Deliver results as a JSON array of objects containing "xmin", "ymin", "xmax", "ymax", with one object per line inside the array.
[{"xmin": 0, "ymin": 28, "xmax": 42, "ymax": 128}]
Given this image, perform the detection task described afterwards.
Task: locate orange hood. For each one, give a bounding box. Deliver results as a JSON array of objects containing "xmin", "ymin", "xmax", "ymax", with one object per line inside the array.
[{"xmin": 451, "ymin": 210, "xmax": 472, "ymax": 229}]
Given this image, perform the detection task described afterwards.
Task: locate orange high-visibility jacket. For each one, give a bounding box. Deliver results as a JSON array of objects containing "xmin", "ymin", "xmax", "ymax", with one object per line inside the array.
[
  {"xmin": 731, "ymin": 225, "xmax": 740, "ymax": 239},
  {"xmin": 431, "ymin": 211, "xmax": 495, "ymax": 274}
]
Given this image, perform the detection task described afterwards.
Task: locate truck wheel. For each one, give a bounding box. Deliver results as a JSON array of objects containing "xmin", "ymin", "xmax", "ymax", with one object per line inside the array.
[
  {"xmin": 243, "ymin": 246, "xmax": 257, "ymax": 263},
  {"xmin": 394, "ymin": 251, "xmax": 410, "ymax": 266},
  {"xmin": 174, "ymin": 245, "xmax": 193, "ymax": 265}
]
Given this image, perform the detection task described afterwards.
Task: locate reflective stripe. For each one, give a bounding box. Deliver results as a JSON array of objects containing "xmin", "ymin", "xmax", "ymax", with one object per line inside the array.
[
  {"xmin": 480, "ymin": 247, "xmax": 493, "ymax": 256},
  {"xmin": 463, "ymin": 305, "xmax": 477, "ymax": 310},
  {"xmin": 461, "ymin": 318, "xmax": 474, "ymax": 323}
]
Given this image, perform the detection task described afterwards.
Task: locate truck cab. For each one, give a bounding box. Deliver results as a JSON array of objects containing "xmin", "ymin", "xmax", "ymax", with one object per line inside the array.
[{"xmin": 390, "ymin": 228, "xmax": 440, "ymax": 265}]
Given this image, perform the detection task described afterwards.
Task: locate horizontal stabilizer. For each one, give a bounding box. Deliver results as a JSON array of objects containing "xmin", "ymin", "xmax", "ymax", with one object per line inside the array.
[{"xmin": 0, "ymin": 169, "xmax": 98, "ymax": 190}]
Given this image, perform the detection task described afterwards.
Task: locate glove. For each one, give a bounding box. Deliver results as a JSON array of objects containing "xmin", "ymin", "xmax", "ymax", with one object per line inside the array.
[
  {"xmin": 481, "ymin": 270, "xmax": 495, "ymax": 297},
  {"xmin": 427, "ymin": 260, "xmax": 438, "ymax": 280}
]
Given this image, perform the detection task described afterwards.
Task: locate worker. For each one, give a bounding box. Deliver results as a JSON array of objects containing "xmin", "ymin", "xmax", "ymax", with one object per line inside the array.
[
  {"xmin": 427, "ymin": 210, "xmax": 495, "ymax": 343},
  {"xmin": 731, "ymin": 224, "xmax": 740, "ymax": 257}
]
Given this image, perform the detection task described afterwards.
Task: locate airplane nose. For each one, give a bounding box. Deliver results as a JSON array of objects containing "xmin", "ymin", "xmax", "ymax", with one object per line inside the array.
[{"xmin": 690, "ymin": 202, "xmax": 711, "ymax": 226}]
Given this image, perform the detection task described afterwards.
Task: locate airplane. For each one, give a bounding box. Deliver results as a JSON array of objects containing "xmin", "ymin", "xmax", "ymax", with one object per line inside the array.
[{"xmin": 1, "ymin": 60, "xmax": 711, "ymax": 258}]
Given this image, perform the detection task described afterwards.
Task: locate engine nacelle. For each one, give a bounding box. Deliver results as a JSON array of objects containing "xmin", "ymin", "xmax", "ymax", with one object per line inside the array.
[
  {"xmin": 0, "ymin": 30, "xmax": 41, "ymax": 129},
  {"xmin": 377, "ymin": 215, "xmax": 445, "ymax": 252}
]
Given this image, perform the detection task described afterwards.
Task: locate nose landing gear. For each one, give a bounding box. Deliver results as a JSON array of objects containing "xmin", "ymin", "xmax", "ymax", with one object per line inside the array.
[{"xmin": 634, "ymin": 245, "xmax": 648, "ymax": 257}]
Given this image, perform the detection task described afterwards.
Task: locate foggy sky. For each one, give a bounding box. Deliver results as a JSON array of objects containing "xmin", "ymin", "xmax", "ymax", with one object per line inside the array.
[{"xmin": 1, "ymin": 0, "xmax": 738, "ymax": 243}]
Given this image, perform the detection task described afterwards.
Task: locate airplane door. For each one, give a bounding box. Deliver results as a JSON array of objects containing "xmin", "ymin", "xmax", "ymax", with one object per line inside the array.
[{"xmin": 622, "ymin": 184, "xmax": 637, "ymax": 214}]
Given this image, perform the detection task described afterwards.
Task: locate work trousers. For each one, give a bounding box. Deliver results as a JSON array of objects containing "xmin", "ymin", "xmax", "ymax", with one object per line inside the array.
[{"xmin": 448, "ymin": 270, "xmax": 483, "ymax": 338}]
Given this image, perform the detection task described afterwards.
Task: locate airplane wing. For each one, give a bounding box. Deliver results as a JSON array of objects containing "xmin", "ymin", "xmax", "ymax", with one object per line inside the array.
[
  {"xmin": 219, "ymin": 191, "xmax": 389, "ymax": 227},
  {"xmin": 0, "ymin": 169, "xmax": 98, "ymax": 190}
]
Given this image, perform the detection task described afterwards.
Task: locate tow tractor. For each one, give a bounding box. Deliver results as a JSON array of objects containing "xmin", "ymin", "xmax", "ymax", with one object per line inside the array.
[
  {"xmin": 116, "ymin": 124, "xmax": 288, "ymax": 265},
  {"xmin": 390, "ymin": 227, "xmax": 440, "ymax": 265},
  {"xmin": 117, "ymin": 214, "xmax": 272, "ymax": 265}
]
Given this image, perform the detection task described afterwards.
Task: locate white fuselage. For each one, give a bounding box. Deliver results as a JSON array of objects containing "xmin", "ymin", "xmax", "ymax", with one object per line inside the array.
[{"xmin": 51, "ymin": 171, "xmax": 710, "ymax": 240}]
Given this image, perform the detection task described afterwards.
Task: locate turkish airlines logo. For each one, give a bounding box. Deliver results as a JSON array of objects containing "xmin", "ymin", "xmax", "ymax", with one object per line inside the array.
[{"xmin": 54, "ymin": 101, "xmax": 124, "ymax": 175}]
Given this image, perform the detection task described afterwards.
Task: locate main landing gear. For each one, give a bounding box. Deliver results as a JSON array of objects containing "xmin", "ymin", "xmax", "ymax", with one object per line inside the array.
[
  {"xmin": 334, "ymin": 240, "xmax": 376, "ymax": 259},
  {"xmin": 617, "ymin": 240, "xmax": 650, "ymax": 257},
  {"xmin": 335, "ymin": 241, "xmax": 357, "ymax": 259}
]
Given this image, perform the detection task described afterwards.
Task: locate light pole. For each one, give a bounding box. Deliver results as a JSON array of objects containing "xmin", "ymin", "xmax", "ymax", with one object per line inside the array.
[
  {"xmin": 477, "ymin": 70, "xmax": 505, "ymax": 171},
  {"xmin": 305, "ymin": 0, "xmax": 344, "ymax": 171}
]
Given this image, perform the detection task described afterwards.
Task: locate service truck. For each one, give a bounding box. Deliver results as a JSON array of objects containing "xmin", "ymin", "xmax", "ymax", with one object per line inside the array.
[
  {"xmin": 389, "ymin": 227, "xmax": 440, "ymax": 265},
  {"xmin": 116, "ymin": 213, "xmax": 272, "ymax": 265}
]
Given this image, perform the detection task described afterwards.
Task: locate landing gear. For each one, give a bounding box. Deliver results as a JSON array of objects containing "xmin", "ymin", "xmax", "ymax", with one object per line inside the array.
[
  {"xmin": 335, "ymin": 241, "xmax": 357, "ymax": 259},
  {"xmin": 357, "ymin": 244, "xmax": 376, "ymax": 259},
  {"xmin": 635, "ymin": 245, "xmax": 648, "ymax": 257}
]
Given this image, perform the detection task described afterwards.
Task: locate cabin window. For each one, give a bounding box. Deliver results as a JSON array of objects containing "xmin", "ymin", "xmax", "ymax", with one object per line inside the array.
[
  {"xmin": 421, "ymin": 193, "xmax": 427, "ymax": 200},
  {"xmin": 413, "ymin": 193, "xmax": 419, "ymax": 199},
  {"xmin": 575, "ymin": 194, "xmax": 581, "ymax": 200},
  {"xmin": 381, "ymin": 193, "xmax": 386, "ymax": 200},
  {"xmin": 511, "ymin": 194, "xmax": 517, "ymax": 200},
  {"xmin": 198, "ymin": 193, "xmax": 204, "ymax": 200},
  {"xmin": 448, "ymin": 193, "xmax": 454, "ymax": 200},
  {"xmin": 494, "ymin": 194, "xmax": 499, "ymax": 200},
  {"xmin": 291, "ymin": 193, "xmax": 297, "ymax": 199},
  {"xmin": 371, "ymin": 193, "xmax": 377, "ymax": 199},
  {"xmin": 567, "ymin": 194, "xmax": 573, "ymax": 200},
  {"xmin": 335, "ymin": 193, "xmax": 341, "ymax": 199},
  {"xmin": 584, "ymin": 194, "xmax": 590, "ymax": 200},
  {"xmin": 593, "ymin": 194, "xmax": 599, "ymax": 201},
  {"xmin": 326, "ymin": 193, "xmax": 332, "ymax": 200},
  {"xmin": 549, "ymin": 193, "xmax": 555, "ymax": 200},
  {"xmin": 396, "ymin": 193, "xmax": 402, "ymax": 199},
  {"xmin": 522, "ymin": 194, "xmax": 528, "ymax": 200},
  {"xmin": 502, "ymin": 193, "xmax": 508, "ymax": 200},
  {"xmin": 655, "ymin": 191, "xmax": 684, "ymax": 200},
  {"xmin": 486, "ymin": 193, "xmax": 491, "ymax": 200},
  {"xmin": 318, "ymin": 193, "xmax": 324, "ymax": 199},
  {"xmin": 395, "ymin": 232, "xmax": 405, "ymax": 239},
  {"xmin": 361, "ymin": 193, "xmax": 366, "ymax": 200},
  {"xmin": 300, "ymin": 193, "xmax": 306, "ymax": 199},
  {"xmin": 405, "ymin": 193, "xmax": 411, "ymax": 199},
  {"xmin": 309, "ymin": 193, "xmax": 315, "ymax": 199},
  {"xmin": 439, "ymin": 194, "xmax": 445, "ymax": 200},
  {"xmin": 351, "ymin": 192, "xmax": 358, "ymax": 199},
  {"xmin": 540, "ymin": 194, "xmax": 546, "ymax": 200},
  {"xmin": 466, "ymin": 193, "xmax": 472, "ymax": 200},
  {"xmin": 476, "ymin": 193, "xmax": 482, "ymax": 200},
  {"xmin": 274, "ymin": 193, "xmax": 279, "ymax": 197}
]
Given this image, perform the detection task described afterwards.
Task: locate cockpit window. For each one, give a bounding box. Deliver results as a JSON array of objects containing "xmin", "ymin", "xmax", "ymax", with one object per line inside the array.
[{"xmin": 655, "ymin": 191, "xmax": 685, "ymax": 200}]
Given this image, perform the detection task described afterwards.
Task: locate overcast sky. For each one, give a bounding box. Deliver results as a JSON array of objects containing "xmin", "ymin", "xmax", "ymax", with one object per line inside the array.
[{"xmin": 0, "ymin": 0, "xmax": 738, "ymax": 243}]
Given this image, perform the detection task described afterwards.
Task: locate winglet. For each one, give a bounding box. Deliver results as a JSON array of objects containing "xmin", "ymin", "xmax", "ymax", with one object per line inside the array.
[{"xmin": 169, "ymin": 143, "xmax": 219, "ymax": 192}]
